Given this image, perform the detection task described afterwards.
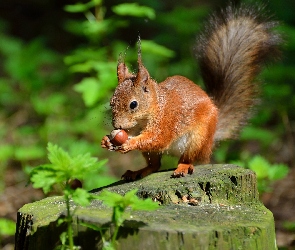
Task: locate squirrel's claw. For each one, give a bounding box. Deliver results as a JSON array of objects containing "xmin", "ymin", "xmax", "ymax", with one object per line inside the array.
[
  {"xmin": 121, "ymin": 170, "xmax": 141, "ymax": 181},
  {"xmin": 172, "ymin": 163, "xmax": 194, "ymax": 178},
  {"xmin": 101, "ymin": 135, "xmax": 133, "ymax": 153},
  {"xmin": 117, "ymin": 144, "xmax": 131, "ymax": 154},
  {"xmin": 101, "ymin": 135, "xmax": 115, "ymax": 151}
]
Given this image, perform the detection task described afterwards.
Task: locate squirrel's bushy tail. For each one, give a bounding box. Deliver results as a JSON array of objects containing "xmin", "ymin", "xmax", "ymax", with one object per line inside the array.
[{"xmin": 197, "ymin": 5, "xmax": 282, "ymax": 141}]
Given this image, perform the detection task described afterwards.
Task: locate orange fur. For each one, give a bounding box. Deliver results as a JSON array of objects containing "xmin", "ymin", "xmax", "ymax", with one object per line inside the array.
[{"xmin": 101, "ymin": 4, "xmax": 281, "ymax": 181}]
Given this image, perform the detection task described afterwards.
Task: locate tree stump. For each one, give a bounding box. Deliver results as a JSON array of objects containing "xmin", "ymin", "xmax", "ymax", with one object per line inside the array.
[{"xmin": 15, "ymin": 164, "xmax": 276, "ymax": 249}]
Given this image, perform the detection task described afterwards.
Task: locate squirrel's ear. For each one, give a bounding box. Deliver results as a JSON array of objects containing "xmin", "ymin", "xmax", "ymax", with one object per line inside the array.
[
  {"xmin": 135, "ymin": 38, "xmax": 150, "ymax": 84},
  {"xmin": 136, "ymin": 61, "xmax": 150, "ymax": 84},
  {"xmin": 117, "ymin": 62, "xmax": 134, "ymax": 84}
]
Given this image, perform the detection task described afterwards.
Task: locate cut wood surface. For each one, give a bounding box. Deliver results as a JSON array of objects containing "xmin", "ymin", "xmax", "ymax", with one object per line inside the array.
[{"xmin": 15, "ymin": 164, "xmax": 276, "ymax": 250}]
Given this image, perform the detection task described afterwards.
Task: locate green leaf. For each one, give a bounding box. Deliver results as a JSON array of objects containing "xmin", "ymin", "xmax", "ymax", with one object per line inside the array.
[
  {"xmin": 71, "ymin": 155, "xmax": 107, "ymax": 180},
  {"xmin": 123, "ymin": 189, "xmax": 158, "ymax": 210},
  {"xmin": 112, "ymin": 3, "xmax": 155, "ymax": 19},
  {"xmin": 82, "ymin": 20, "xmax": 113, "ymax": 38},
  {"xmin": 72, "ymin": 188, "xmax": 93, "ymax": 206},
  {"xmin": 74, "ymin": 77, "xmax": 101, "ymax": 107},
  {"xmin": 98, "ymin": 189, "xmax": 158, "ymax": 211},
  {"xmin": 68, "ymin": 61, "xmax": 94, "ymax": 73},
  {"xmin": 98, "ymin": 189, "xmax": 158, "ymax": 228},
  {"xmin": 80, "ymin": 221, "xmax": 103, "ymax": 232},
  {"xmin": 130, "ymin": 198, "xmax": 159, "ymax": 211},
  {"xmin": 240, "ymin": 126, "xmax": 275, "ymax": 146},
  {"xmin": 98, "ymin": 190, "xmax": 124, "ymax": 207},
  {"xmin": 123, "ymin": 189, "xmax": 138, "ymax": 203},
  {"xmin": 0, "ymin": 218, "xmax": 16, "ymax": 236},
  {"xmin": 14, "ymin": 145, "xmax": 45, "ymax": 161},
  {"xmin": 57, "ymin": 218, "xmax": 65, "ymax": 226},
  {"xmin": 248, "ymin": 155, "xmax": 270, "ymax": 179},
  {"xmin": 71, "ymin": 153, "xmax": 95, "ymax": 174},
  {"xmin": 283, "ymin": 221, "xmax": 295, "ymax": 232},
  {"xmin": 30, "ymin": 143, "xmax": 105, "ymax": 194},
  {"xmin": 59, "ymin": 231, "xmax": 68, "ymax": 245},
  {"xmin": 0, "ymin": 144, "xmax": 13, "ymax": 161},
  {"xmin": 64, "ymin": 47, "xmax": 107, "ymax": 65},
  {"xmin": 64, "ymin": 0, "xmax": 102, "ymax": 13},
  {"xmin": 268, "ymin": 164, "xmax": 289, "ymax": 181},
  {"xmin": 102, "ymin": 242, "xmax": 116, "ymax": 250},
  {"xmin": 30, "ymin": 167, "xmax": 59, "ymax": 193},
  {"xmin": 141, "ymin": 40, "xmax": 175, "ymax": 58},
  {"xmin": 31, "ymin": 93, "xmax": 66, "ymax": 115},
  {"xmin": 47, "ymin": 143, "xmax": 71, "ymax": 170}
]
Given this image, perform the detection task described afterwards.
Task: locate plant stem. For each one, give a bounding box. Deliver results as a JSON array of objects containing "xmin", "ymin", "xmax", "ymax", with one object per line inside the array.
[
  {"xmin": 65, "ymin": 193, "xmax": 74, "ymax": 250},
  {"xmin": 111, "ymin": 224, "xmax": 119, "ymax": 248},
  {"xmin": 95, "ymin": 0, "xmax": 103, "ymax": 21}
]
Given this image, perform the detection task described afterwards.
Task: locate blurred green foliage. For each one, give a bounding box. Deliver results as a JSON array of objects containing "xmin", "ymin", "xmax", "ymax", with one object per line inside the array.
[
  {"xmin": 0, "ymin": 0, "xmax": 294, "ymax": 195},
  {"xmin": 283, "ymin": 221, "xmax": 295, "ymax": 232},
  {"xmin": 0, "ymin": 218, "xmax": 15, "ymax": 242},
  {"xmin": 232, "ymin": 155, "xmax": 289, "ymax": 194}
]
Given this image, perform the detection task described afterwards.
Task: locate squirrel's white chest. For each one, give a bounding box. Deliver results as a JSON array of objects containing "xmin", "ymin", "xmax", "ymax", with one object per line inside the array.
[{"xmin": 165, "ymin": 134, "xmax": 189, "ymax": 157}]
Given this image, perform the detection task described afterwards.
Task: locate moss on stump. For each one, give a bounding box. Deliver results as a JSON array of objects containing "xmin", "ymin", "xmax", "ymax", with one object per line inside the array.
[{"xmin": 15, "ymin": 164, "xmax": 276, "ymax": 250}]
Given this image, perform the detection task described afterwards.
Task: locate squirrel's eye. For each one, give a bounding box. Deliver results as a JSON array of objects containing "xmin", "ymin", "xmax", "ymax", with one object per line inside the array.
[{"xmin": 129, "ymin": 100, "xmax": 138, "ymax": 110}]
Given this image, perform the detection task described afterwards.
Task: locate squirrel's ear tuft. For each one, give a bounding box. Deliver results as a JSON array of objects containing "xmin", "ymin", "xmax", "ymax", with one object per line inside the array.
[
  {"xmin": 117, "ymin": 62, "xmax": 134, "ymax": 84},
  {"xmin": 117, "ymin": 49, "xmax": 135, "ymax": 84},
  {"xmin": 136, "ymin": 37, "xmax": 150, "ymax": 84}
]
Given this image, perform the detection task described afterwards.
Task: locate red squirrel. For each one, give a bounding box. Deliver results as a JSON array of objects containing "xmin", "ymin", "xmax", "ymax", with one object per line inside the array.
[{"xmin": 101, "ymin": 5, "xmax": 282, "ymax": 181}]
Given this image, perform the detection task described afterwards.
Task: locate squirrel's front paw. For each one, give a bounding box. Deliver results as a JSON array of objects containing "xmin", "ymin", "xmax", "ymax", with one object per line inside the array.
[
  {"xmin": 101, "ymin": 136, "xmax": 115, "ymax": 151},
  {"xmin": 117, "ymin": 142, "xmax": 132, "ymax": 154}
]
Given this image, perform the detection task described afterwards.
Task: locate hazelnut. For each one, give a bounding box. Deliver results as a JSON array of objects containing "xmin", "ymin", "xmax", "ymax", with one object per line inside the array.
[
  {"xmin": 109, "ymin": 129, "xmax": 128, "ymax": 146},
  {"xmin": 68, "ymin": 179, "xmax": 82, "ymax": 190}
]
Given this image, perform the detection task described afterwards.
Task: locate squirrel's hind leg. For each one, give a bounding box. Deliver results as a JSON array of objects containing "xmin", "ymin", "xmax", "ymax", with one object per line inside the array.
[
  {"xmin": 172, "ymin": 153, "xmax": 209, "ymax": 178},
  {"xmin": 172, "ymin": 132, "xmax": 213, "ymax": 178},
  {"xmin": 121, "ymin": 152, "xmax": 162, "ymax": 181},
  {"xmin": 172, "ymin": 163, "xmax": 194, "ymax": 177}
]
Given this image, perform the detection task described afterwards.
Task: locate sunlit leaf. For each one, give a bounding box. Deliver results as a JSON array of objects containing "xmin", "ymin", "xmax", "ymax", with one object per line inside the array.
[
  {"xmin": 130, "ymin": 198, "xmax": 158, "ymax": 211},
  {"xmin": 74, "ymin": 77, "xmax": 101, "ymax": 107},
  {"xmin": 14, "ymin": 146, "xmax": 45, "ymax": 161},
  {"xmin": 30, "ymin": 143, "xmax": 105, "ymax": 194},
  {"xmin": 59, "ymin": 231, "xmax": 68, "ymax": 245},
  {"xmin": 98, "ymin": 190, "xmax": 124, "ymax": 207},
  {"xmin": 30, "ymin": 168, "xmax": 58, "ymax": 193},
  {"xmin": 248, "ymin": 155, "xmax": 270, "ymax": 179},
  {"xmin": 72, "ymin": 188, "xmax": 92, "ymax": 206},
  {"xmin": 141, "ymin": 40, "xmax": 175, "ymax": 58},
  {"xmin": 64, "ymin": 0, "xmax": 102, "ymax": 13},
  {"xmin": 0, "ymin": 218, "xmax": 16, "ymax": 236},
  {"xmin": 80, "ymin": 221, "xmax": 103, "ymax": 231},
  {"xmin": 47, "ymin": 143, "xmax": 71, "ymax": 170},
  {"xmin": 240, "ymin": 126, "xmax": 275, "ymax": 146},
  {"xmin": 268, "ymin": 164, "xmax": 289, "ymax": 181},
  {"xmin": 98, "ymin": 189, "xmax": 158, "ymax": 212},
  {"xmin": 112, "ymin": 3, "xmax": 155, "ymax": 19}
]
